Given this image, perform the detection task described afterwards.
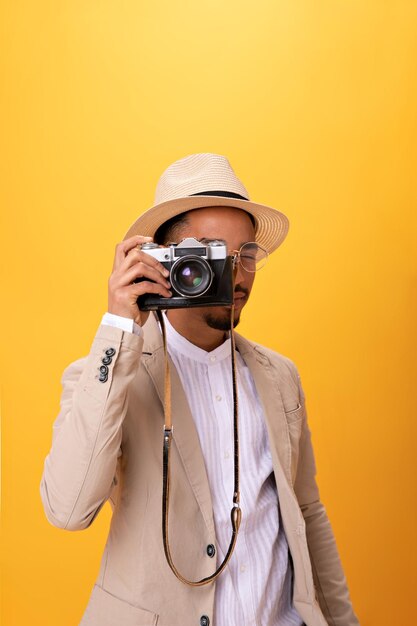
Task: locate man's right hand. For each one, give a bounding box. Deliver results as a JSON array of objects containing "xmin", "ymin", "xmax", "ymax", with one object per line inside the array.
[{"xmin": 108, "ymin": 235, "xmax": 172, "ymax": 327}]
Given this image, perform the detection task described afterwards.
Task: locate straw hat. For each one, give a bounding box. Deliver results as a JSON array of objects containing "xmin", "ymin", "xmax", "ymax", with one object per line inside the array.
[{"xmin": 123, "ymin": 153, "xmax": 289, "ymax": 254}]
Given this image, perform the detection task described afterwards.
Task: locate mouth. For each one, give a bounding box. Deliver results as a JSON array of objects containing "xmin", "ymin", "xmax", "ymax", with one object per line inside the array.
[{"xmin": 233, "ymin": 292, "xmax": 247, "ymax": 304}]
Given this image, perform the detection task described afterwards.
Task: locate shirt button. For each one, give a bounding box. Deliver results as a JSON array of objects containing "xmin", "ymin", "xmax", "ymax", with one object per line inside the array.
[
  {"xmin": 224, "ymin": 451, "xmax": 230, "ymax": 459},
  {"xmin": 209, "ymin": 356, "xmax": 216, "ymax": 362},
  {"xmin": 215, "ymin": 395, "xmax": 222, "ymax": 402},
  {"xmin": 206, "ymin": 544, "xmax": 216, "ymax": 558},
  {"xmin": 200, "ymin": 616, "xmax": 210, "ymax": 626},
  {"xmin": 240, "ymin": 564, "xmax": 246, "ymax": 573}
]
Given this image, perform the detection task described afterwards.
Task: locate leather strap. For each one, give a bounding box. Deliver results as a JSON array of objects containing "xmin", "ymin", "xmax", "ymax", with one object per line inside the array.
[{"xmin": 157, "ymin": 280, "xmax": 241, "ymax": 586}]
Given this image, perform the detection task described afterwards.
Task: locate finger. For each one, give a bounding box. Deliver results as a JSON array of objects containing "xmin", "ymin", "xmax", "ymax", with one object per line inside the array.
[
  {"xmin": 127, "ymin": 280, "xmax": 173, "ymax": 299},
  {"xmin": 121, "ymin": 247, "xmax": 170, "ymax": 278},
  {"xmin": 113, "ymin": 236, "xmax": 153, "ymax": 271},
  {"xmin": 118, "ymin": 262, "xmax": 171, "ymax": 289}
]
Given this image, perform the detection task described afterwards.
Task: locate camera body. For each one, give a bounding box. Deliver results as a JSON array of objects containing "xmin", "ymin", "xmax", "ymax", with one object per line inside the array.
[{"xmin": 136, "ymin": 237, "xmax": 234, "ymax": 311}]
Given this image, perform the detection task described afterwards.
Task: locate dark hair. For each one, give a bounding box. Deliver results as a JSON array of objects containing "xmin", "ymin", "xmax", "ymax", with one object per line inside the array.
[
  {"xmin": 247, "ymin": 213, "xmax": 256, "ymax": 228},
  {"xmin": 153, "ymin": 209, "xmax": 256, "ymax": 245},
  {"xmin": 153, "ymin": 212, "xmax": 190, "ymax": 245}
]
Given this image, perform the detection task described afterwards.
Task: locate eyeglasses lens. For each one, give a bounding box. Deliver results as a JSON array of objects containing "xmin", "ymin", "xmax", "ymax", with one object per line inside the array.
[{"xmin": 238, "ymin": 243, "xmax": 268, "ymax": 272}]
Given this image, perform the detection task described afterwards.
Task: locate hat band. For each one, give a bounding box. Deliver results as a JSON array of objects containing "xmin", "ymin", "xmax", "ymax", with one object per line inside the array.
[{"xmin": 189, "ymin": 190, "xmax": 249, "ymax": 201}]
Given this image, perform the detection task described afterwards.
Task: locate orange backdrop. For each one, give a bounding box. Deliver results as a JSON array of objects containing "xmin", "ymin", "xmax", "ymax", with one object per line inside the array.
[{"xmin": 1, "ymin": 2, "xmax": 416, "ymax": 625}]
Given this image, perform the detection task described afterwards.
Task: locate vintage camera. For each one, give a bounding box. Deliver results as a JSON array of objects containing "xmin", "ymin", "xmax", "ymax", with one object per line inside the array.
[{"xmin": 136, "ymin": 237, "xmax": 234, "ymax": 311}]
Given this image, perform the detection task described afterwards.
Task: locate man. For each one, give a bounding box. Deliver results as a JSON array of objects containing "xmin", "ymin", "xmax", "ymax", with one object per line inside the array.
[{"xmin": 40, "ymin": 153, "xmax": 359, "ymax": 626}]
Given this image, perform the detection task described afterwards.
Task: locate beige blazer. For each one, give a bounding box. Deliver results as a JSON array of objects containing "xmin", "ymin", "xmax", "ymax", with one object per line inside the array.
[{"xmin": 40, "ymin": 314, "xmax": 359, "ymax": 626}]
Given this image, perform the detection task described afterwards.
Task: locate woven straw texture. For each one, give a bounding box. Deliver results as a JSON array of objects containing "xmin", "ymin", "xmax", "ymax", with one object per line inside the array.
[{"xmin": 124, "ymin": 153, "xmax": 289, "ymax": 254}]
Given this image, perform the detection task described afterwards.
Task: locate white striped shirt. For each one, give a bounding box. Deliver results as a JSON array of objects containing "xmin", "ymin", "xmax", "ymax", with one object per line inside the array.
[{"xmin": 102, "ymin": 312, "xmax": 304, "ymax": 626}]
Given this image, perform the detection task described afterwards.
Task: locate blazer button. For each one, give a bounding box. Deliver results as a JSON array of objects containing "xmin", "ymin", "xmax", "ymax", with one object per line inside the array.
[
  {"xmin": 98, "ymin": 373, "xmax": 108, "ymax": 383},
  {"xmin": 99, "ymin": 365, "xmax": 108, "ymax": 375},
  {"xmin": 206, "ymin": 544, "xmax": 216, "ymax": 558},
  {"xmin": 101, "ymin": 355, "xmax": 112, "ymax": 365},
  {"xmin": 200, "ymin": 617, "xmax": 210, "ymax": 626},
  {"xmin": 105, "ymin": 347, "xmax": 116, "ymax": 357}
]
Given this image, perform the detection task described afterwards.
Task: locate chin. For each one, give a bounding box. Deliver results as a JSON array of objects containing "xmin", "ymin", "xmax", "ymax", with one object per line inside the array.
[{"xmin": 203, "ymin": 308, "xmax": 242, "ymax": 331}]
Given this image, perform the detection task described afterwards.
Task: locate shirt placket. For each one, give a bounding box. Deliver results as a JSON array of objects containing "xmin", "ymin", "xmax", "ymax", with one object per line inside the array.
[
  {"xmin": 207, "ymin": 356, "xmax": 258, "ymax": 626},
  {"xmin": 206, "ymin": 357, "xmax": 234, "ymax": 529}
]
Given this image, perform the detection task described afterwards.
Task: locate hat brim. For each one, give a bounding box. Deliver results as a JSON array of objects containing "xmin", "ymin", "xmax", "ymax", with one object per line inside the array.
[{"xmin": 123, "ymin": 195, "xmax": 289, "ymax": 255}]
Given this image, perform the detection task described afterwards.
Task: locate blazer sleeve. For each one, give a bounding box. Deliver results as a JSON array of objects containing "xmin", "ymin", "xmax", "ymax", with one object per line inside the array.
[
  {"xmin": 40, "ymin": 324, "xmax": 144, "ymax": 531},
  {"xmin": 292, "ymin": 367, "xmax": 360, "ymax": 626}
]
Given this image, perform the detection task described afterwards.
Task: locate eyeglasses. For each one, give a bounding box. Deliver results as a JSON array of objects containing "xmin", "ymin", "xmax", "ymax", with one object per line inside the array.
[{"xmin": 231, "ymin": 242, "xmax": 268, "ymax": 272}]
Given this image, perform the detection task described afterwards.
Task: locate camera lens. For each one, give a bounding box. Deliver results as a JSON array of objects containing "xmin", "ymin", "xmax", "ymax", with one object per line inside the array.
[
  {"xmin": 171, "ymin": 256, "xmax": 213, "ymax": 297},
  {"xmin": 179, "ymin": 264, "xmax": 203, "ymax": 288}
]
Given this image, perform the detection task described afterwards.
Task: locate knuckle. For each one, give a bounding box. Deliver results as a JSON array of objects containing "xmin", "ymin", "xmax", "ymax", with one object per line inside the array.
[
  {"xmin": 144, "ymin": 253, "xmax": 157, "ymax": 265},
  {"xmin": 136, "ymin": 280, "xmax": 150, "ymax": 290},
  {"xmin": 108, "ymin": 275, "xmax": 118, "ymax": 289}
]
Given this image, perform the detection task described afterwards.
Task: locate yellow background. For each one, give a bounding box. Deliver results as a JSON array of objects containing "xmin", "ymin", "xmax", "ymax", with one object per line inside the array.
[{"xmin": 1, "ymin": 1, "xmax": 416, "ymax": 624}]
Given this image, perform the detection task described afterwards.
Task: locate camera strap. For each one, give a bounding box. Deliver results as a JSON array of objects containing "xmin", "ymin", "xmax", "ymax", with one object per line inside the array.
[{"xmin": 156, "ymin": 298, "xmax": 241, "ymax": 586}]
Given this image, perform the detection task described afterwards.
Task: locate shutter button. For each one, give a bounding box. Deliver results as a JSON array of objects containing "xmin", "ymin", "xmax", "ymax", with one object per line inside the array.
[{"xmin": 206, "ymin": 544, "xmax": 216, "ymax": 558}]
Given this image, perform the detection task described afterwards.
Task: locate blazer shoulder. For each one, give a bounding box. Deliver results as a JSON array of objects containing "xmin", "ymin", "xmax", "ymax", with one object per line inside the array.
[{"xmin": 238, "ymin": 335, "xmax": 300, "ymax": 385}]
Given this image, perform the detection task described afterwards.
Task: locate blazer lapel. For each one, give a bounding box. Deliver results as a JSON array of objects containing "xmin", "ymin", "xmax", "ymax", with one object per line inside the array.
[
  {"xmin": 141, "ymin": 314, "xmax": 215, "ymax": 535},
  {"xmin": 234, "ymin": 333, "xmax": 314, "ymax": 603},
  {"xmin": 234, "ymin": 333, "xmax": 292, "ymax": 480}
]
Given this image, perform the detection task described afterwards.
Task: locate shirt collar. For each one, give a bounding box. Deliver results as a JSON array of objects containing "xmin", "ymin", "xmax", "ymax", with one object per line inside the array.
[{"xmin": 162, "ymin": 311, "xmax": 232, "ymax": 365}]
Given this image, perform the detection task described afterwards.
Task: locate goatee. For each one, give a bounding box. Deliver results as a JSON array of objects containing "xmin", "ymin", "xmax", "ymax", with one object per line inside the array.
[{"xmin": 203, "ymin": 310, "xmax": 241, "ymax": 331}]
